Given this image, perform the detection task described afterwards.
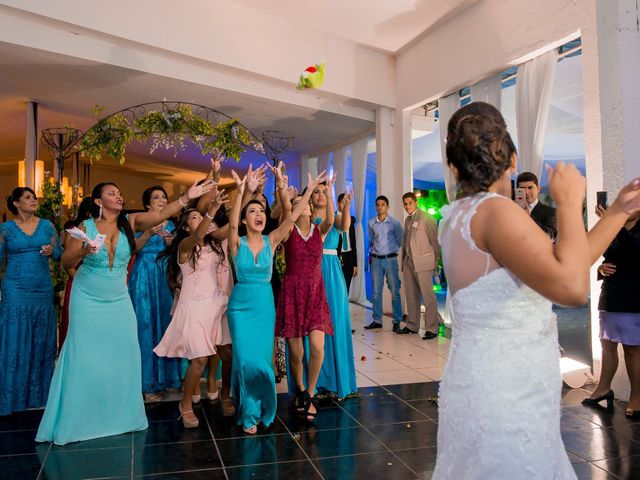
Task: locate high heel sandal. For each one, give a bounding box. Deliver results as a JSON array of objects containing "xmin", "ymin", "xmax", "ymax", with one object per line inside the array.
[
  {"xmin": 178, "ymin": 403, "xmax": 200, "ymax": 428},
  {"xmin": 582, "ymin": 390, "xmax": 614, "ymax": 411},
  {"xmin": 243, "ymin": 425, "xmax": 258, "ymax": 435},
  {"xmin": 302, "ymin": 391, "xmax": 318, "ymax": 423},
  {"xmin": 289, "ymin": 388, "xmax": 305, "ymax": 414}
]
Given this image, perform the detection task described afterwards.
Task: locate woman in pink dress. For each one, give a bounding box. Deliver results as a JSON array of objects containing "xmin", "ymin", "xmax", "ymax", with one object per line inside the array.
[
  {"xmin": 274, "ymin": 165, "xmax": 335, "ymax": 421},
  {"xmin": 154, "ymin": 186, "xmax": 229, "ymax": 428}
]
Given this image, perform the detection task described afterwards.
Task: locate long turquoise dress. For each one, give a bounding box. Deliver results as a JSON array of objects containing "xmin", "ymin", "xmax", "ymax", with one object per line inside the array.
[
  {"xmin": 316, "ymin": 224, "xmax": 357, "ymax": 398},
  {"xmin": 128, "ymin": 222, "xmax": 181, "ymax": 394},
  {"xmin": 36, "ymin": 218, "xmax": 148, "ymax": 445},
  {"xmin": 0, "ymin": 219, "xmax": 61, "ymax": 415},
  {"xmin": 227, "ymin": 235, "xmax": 276, "ymax": 429}
]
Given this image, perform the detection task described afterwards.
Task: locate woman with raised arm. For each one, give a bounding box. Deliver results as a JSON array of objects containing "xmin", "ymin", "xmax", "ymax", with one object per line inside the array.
[
  {"xmin": 227, "ymin": 165, "xmax": 325, "ymax": 435},
  {"xmin": 154, "ymin": 186, "xmax": 229, "ymax": 428},
  {"xmin": 273, "ymin": 162, "xmax": 333, "ymax": 422},
  {"xmin": 432, "ymin": 102, "xmax": 640, "ymax": 479},
  {"xmin": 310, "ymin": 178, "xmax": 358, "ymax": 399},
  {"xmin": 129, "ymin": 186, "xmax": 181, "ymax": 403},
  {"xmin": 36, "ymin": 180, "xmax": 213, "ymax": 445},
  {"xmin": 0, "ymin": 187, "xmax": 61, "ymax": 416}
]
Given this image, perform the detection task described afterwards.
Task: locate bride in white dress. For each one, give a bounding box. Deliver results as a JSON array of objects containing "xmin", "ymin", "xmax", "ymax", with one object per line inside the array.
[{"xmin": 432, "ymin": 102, "xmax": 640, "ymax": 479}]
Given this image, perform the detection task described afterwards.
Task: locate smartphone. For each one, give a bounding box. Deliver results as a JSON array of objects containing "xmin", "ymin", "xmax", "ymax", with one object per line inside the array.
[
  {"xmin": 596, "ymin": 191, "xmax": 608, "ymax": 209},
  {"xmin": 514, "ymin": 187, "xmax": 526, "ymax": 209}
]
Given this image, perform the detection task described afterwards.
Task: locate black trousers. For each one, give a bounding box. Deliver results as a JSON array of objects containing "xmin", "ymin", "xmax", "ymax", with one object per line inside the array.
[{"xmin": 340, "ymin": 255, "xmax": 355, "ymax": 294}]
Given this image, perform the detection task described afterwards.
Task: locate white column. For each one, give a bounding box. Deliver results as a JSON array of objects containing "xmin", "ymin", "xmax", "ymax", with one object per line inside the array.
[
  {"xmin": 24, "ymin": 101, "xmax": 38, "ymax": 189},
  {"xmin": 376, "ymin": 107, "xmax": 411, "ymax": 219},
  {"xmin": 438, "ymin": 94, "xmax": 461, "ymax": 201},
  {"xmin": 582, "ymin": 0, "xmax": 640, "ymax": 400}
]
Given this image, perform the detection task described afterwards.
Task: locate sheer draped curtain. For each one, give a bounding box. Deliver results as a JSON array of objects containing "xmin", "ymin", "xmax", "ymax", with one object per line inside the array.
[
  {"xmin": 333, "ymin": 147, "xmax": 347, "ymax": 202},
  {"xmin": 438, "ymin": 93, "xmax": 461, "ymax": 202},
  {"xmin": 516, "ymin": 49, "xmax": 558, "ymax": 179},
  {"xmin": 349, "ymin": 138, "xmax": 369, "ymax": 305},
  {"xmin": 470, "ymin": 74, "xmax": 502, "ymax": 110}
]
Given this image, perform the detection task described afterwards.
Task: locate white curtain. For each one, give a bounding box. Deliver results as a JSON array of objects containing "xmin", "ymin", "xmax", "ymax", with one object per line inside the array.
[
  {"xmin": 470, "ymin": 74, "xmax": 502, "ymax": 110},
  {"xmin": 333, "ymin": 147, "xmax": 347, "ymax": 199},
  {"xmin": 299, "ymin": 155, "xmax": 318, "ymax": 188},
  {"xmin": 516, "ymin": 49, "xmax": 558, "ymax": 179},
  {"xmin": 438, "ymin": 93, "xmax": 461, "ymax": 201},
  {"xmin": 317, "ymin": 152, "xmax": 330, "ymax": 177},
  {"xmin": 349, "ymin": 138, "xmax": 370, "ymax": 306}
]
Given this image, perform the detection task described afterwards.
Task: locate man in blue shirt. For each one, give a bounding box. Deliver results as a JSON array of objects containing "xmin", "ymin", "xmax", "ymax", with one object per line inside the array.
[{"xmin": 366, "ymin": 195, "xmax": 404, "ymax": 331}]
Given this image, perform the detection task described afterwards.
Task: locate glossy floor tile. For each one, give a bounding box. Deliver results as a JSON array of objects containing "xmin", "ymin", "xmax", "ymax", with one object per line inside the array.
[{"xmin": 0, "ymin": 302, "xmax": 635, "ymax": 479}]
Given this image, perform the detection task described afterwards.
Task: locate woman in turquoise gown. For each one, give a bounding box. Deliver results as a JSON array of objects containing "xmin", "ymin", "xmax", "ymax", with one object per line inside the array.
[
  {"xmin": 36, "ymin": 180, "xmax": 213, "ymax": 445},
  {"xmin": 312, "ymin": 187, "xmax": 358, "ymax": 399},
  {"xmin": 0, "ymin": 187, "xmax": 61, "ymax": 415},
  {"xmin": 129, "ymin": 186, "xmax": 181, "ymax": 400},
  {"xmin": 227, "ymin": 165, "xmax": 323, "ymax": 434}
]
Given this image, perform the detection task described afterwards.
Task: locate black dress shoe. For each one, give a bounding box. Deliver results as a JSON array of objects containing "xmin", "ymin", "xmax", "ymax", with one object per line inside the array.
[
  {"xmin": 422, "ymin": 331, "xmax": 437, "ymax": 340},
  {"xmin": 582, "ymin": 390, "xmax": 614, "ymax": 410},
  {"xmin": 392, "ymin": 324, "xmax": 401, "ymax": 333},
  {"xmin": 396, "ymin": 327, "xmax": 418, "ymax": 334},
  {"xmin": 364, "ymin": 322, "xmax": 382, "ymax": 330}
]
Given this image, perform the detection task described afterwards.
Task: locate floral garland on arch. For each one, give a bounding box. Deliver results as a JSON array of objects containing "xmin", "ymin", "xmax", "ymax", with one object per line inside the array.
[{"xmin": 79, "ymin": 104, "xmax": 264, "ymax": 164}]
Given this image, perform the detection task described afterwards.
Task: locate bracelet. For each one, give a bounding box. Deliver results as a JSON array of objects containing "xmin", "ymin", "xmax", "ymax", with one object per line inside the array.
[
  {"xmin": 178, "ymin": 196, "xmax": 188, "ymax": 207},
  {"xmin": 205, "ymin": 211, "xmax": 215, "ymax": 220}
]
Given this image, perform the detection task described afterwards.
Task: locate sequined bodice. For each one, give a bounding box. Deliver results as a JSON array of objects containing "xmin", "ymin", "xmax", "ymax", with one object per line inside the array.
[{"xmin": 81, "ymin": 218, "xmax": 131, "ymax": 276}]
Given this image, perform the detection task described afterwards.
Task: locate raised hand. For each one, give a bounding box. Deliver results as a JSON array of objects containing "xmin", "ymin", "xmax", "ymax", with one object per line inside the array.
[
  {"xmin": 210, "ymin": 185, "xmax": 229, "ymax": 209},
  {"xmin": 546, "ymin": 162, "xmax": 585, "ymax": 211},
  {"xmin": 308, "ymin": 170, "xmax": 328, "ymax": 191},
  {"xmin": 340, "ymin": 191, "xmax": 353, "ymax": 210},
  {"xmin": 326, "ymin": 171, "xmax": 337, "ymax": 191},
  {"xmin": 186, "ymin": 179, "xmax": 215, "ymax": 200},
  {"xmin": 230, "ymin": 170, "xmax": 247, "ymax": 191},
  {"xmin": 210, "ymin": 150, "xmax": 224, "ymax": 177},
  {"xmin": 611, "ymin": 178, "xmax": 640, "ymax": 215}
]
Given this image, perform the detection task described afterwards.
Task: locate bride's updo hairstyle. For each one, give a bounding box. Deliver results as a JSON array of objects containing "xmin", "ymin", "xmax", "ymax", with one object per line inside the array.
[{"xmin": 446, "ymin": 102, "xmax": 516, "ymax": 194}]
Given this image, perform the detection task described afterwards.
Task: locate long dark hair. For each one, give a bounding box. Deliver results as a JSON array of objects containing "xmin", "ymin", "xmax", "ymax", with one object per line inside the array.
[
  {"xmin": 6, "ymin": 187, "xmax": 36, "ymax": 215},
  {"xmin": 90, "ymin": 182, "xmax": 136, "ymax": 254},
  {"xmin": 158, "ymin": 208, "xmax": 226, "ymax": 293},
  {"xmin": 63, "ymin": 196, "xmax": 93, "ymax": 231}
]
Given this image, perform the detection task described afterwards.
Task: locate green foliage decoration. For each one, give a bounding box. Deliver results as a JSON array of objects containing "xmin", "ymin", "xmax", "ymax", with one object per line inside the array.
[{"xmin": 78, "ymin": 104, "xmax": 263, "ymax": 164}]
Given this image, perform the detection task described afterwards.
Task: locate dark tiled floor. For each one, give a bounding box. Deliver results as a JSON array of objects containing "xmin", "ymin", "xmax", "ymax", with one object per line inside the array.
[{"xmin": 2, "ymin": 382, "xmax": 640, "ymax": 479}]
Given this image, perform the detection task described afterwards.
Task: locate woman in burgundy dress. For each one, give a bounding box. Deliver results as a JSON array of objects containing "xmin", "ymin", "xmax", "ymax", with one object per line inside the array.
[{"xmin": 274, "ymin": 165, "xmax": 335, "ymax": 421}]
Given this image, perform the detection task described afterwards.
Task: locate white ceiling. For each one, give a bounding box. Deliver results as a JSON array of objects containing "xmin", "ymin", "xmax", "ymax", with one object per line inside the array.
[
  {"xmin": 412, "ymin": 54, "xmax": 585, "ymax": 185},
  {"xmin": 0, "ymin": 41, "xmax": 373, "ymax": 179},
  {"xmin": 227, "ymin": 0, "xmax": 481, "ymax": 53}
]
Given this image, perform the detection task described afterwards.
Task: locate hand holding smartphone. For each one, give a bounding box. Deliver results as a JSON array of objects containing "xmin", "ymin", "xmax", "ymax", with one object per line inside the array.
[
  {"xmin": 514, "ymin": 187, "xmax": 527, "ymax": 209},
  {"xmin": 596, "ymin": 191, "xmax": 608, "ymax": 209}
]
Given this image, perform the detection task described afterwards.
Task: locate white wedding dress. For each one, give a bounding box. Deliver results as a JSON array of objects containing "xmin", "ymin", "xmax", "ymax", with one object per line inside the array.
[{"xmin": 432, "ymin": 193, "xmax": 577, "ymax": 479}]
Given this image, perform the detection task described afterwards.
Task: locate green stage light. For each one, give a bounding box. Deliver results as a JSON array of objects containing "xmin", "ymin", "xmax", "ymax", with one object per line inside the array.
[{"xmin": 427, "ymin": 207, "xmax": 437, "ymax": 216}]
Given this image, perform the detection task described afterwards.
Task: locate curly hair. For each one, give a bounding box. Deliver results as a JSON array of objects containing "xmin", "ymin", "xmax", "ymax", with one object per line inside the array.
[{"xmin": 446, "ymin": 102, "xmax": 517, "ymax": 194}]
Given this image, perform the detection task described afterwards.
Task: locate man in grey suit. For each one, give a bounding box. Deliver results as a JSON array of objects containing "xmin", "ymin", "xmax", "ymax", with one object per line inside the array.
[{"xmin": 398, "ymin": 192, "xmax": 443, "ymax": 339}]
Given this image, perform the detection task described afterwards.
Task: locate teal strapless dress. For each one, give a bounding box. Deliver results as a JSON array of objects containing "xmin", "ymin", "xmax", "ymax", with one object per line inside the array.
[
  {"xmin": 227, "ymin": 235, "xmax": 276, "ymax": 429},
  {"xmin": 36, "ymin": 218, "xmax": 148, "ymax": 445},
  {"xmin": 316, "ymin": 225, "xmax": 357, "ymax": 398}
]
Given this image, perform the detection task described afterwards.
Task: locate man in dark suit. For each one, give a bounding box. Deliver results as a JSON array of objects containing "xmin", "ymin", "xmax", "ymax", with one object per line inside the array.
[
  {"xmin": 337, "ymin": 193, "xmax": 358, "ymax": 294},
  {"xmin": 517, "ymin": 172, "xmax": 558, "ymax": 241}
]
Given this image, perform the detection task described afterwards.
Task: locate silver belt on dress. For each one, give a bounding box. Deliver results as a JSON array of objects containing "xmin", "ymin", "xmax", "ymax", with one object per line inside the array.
[{"xmin": 323, "ymin": 249, "xmax": 338, "ymax": 255}]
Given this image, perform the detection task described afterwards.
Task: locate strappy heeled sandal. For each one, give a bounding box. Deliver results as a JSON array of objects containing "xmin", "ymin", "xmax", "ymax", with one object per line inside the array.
[
  {"xmin": 243, "ymin": 425, "xmax": 258, "ymax": 435},
  {"xmin": 178, "ymin": 402, "xmax": 199, "ymax": 428},
  {"xmin": 289, "ymin": 388, "xmax": 305, "ymax": 415},
  {"xmin": 302, "ymin": 391, "xmax": 318, "ymax": 423}
]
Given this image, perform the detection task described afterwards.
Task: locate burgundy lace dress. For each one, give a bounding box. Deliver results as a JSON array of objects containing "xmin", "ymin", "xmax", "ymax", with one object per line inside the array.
[{"xmin": 275, "ymin": 224, "xmax": 333, "ymax": 338}]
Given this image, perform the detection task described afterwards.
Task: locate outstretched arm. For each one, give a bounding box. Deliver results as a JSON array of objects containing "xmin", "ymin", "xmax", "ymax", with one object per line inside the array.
[
  {"xmin": 270, "ymin": 171, "xmax": 327, "ymax": 248},
  {"xmin": 228, "ymin": 170, "xmax": 247, "ymax": 257},
  {"xmin": 335, "ymin": 191, "xmax": 353, "ymax": 233},
  {"xmin": 132, "ymin": 180, "xmax": 215, "ymax": 232},
  {"xmin": 179, "ymin": 186, "xmax": 228, "ymax": 261},
  {"xmin": 587, "ymin": 178, "xmax": 640, "ymax": 264}
]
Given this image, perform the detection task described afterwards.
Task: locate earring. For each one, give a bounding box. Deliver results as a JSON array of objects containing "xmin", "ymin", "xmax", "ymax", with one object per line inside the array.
[{"xmin": 98, "ymin": 205, "xmax": 103, "ymax": 220}]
